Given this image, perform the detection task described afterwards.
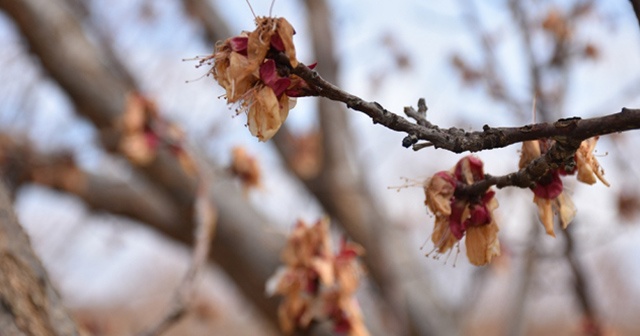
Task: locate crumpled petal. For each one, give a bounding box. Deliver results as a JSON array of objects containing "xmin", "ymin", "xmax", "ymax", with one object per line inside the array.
[
  {"xmin": 466, "ymin": 220, "xmax": 500, "ymax": 266},
  {"xmin": 247, "ymin": 86, "xmax": 290, "ymax": 141},
  {"xmin": 534, "ymin": 196, "xmax": 555, "ymax": 237},
  {"xmin": 275, "ymin": 18, "xmax": 298, "ymax": 67},
  {"xmin": 424, "ymin": 171, "xmax": 456, "ymax": 216},
  {"xmin": 225, "ymin": 52, "xmax": 256, "ymax": 102},
  {"xmin": 556, "ymin": 192, "xmax": 577, "ymax": 229},
  {"xmin": 576, "ymin": 137, "xmax": 609, "ymax": 186},
  {"xmin": 519, "ymin": 140, "xmax": 541, "ymax": 169},
  {"xmin": 431, "ymin": 215, "xmax": 458, "ymax": 253}
]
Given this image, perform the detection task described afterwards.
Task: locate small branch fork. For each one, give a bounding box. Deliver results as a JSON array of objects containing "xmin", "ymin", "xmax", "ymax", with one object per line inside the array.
[{"xmin": 275, "ymin": 56, "xmax": 640, "ymax": 198}]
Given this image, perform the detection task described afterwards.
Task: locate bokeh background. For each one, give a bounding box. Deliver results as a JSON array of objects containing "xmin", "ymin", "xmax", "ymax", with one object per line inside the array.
[{"xmin": 1, "ymin": 0, "xmax": 640, "ymax": 335}]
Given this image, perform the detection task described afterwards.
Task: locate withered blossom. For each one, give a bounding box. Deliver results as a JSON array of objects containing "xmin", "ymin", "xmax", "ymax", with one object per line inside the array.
[
  {"xmin": 520, "ymin": 140, "xmax": 577, "ymax": 237},
  {"xmin": 575, "ymin": 136, "xmax": 609, "ymax": 187},
  {"xmin": 424, "ymin": 156, "xmax": 501, "ymax": 266},
  {"xmin": 519, "ymin": 137, "xmax": 607, "ymax": 237},
  {"xmin": 267, "ymin": 218, "xmax": 368, "ymax": 335},
  {"xmin": 205, "ymin": 17, "xmax": 313, "ymax": 141}
]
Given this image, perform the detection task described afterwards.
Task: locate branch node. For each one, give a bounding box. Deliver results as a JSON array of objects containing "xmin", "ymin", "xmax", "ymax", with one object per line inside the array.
[
  {"xmin": 417, "ymin": 98, "xmax": 428, "ymax": 115},
  {"xmin": 413, "ymin": 142, "xmax": 434, "ymax": 151},
  {"xmin": 554, "ymin": 116, "xmax": 581, "ymax": 129},
  {"xmin": 402, "ymin": 134, "xmax": 418, "ymax": 148}
]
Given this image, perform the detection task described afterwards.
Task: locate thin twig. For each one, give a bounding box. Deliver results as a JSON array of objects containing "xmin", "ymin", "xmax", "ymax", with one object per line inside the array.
[
  {"xmin": 137, "ymin": 169, "xmax": 217, "ymax": 336},
  {"xmin": 284, "ymin": 58, "xmax": 640, "ymax": 153}
]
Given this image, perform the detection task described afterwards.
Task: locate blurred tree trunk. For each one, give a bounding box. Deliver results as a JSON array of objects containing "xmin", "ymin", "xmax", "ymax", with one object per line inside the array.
[{"xmin": 0, "ymin": 181, "xmax": 81, "ymax": 336}]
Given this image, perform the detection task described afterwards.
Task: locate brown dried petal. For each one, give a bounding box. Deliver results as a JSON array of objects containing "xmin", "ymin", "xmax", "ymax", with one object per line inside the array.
[
  {"xmin": 311, "ymin": 258, "xmax": 334, "ymax": 286},
  {"xmin": 278, "ymin": 294, "xmax": 308, "ymax": 334},
  {"xmin": 247, "ymin": 18, "xmax": 278, "ymax": 76},
  {"xmin": 534, "ymin": 196, "xmax": 556, "ymax": 237},
  {"xmin": 276, "ymin": 18, "xmax": 298, "ymax": 67},
  {"xmin": 424, "ymin": 172, "xmax": 455, "ymax": 216},
  {"xmin": 225, "ymin": 52, "xmax": 258, "ymax": 103},
  {"xmin": 576, "ymin": 137, "xmax": 609, "ymax": 187},
  {"xmin": 281, "ymin": 218, "xmax": 332, "ymax": 267},
  {"xmin": 431, "ymin": 215, "xmax": 458, "ymax": 253},
  {"xmin": 556, "ymin": 192, "xmax": 576, "ymax": 229},
  {"xmin": 335, "ymin": 260, "xmax": 362, "ymax": 296},
  {"xmin": 340, "ymin": 298, "xmax": 370, "ymax": 336},
  {"xmin": 519, "ymin": 140, "xmax": 541, "ymax": 169},
  {"xmin": 465, "ymin": 220, "xmax": 500, "ymax": 266},
  {"xmin": 247, "ymin": 86, "xmax": 289, "ymax": 141}
]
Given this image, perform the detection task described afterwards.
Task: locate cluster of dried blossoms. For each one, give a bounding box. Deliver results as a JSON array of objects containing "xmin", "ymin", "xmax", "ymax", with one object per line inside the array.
[
  {"xmin": 423, "ymin": 137, "xmax": 609, "ymax": 266},
  {"xmin": 424, "ymin": 156, "xmax": 500, "ymax": 266},
  {"xmin": 119, "ymin": 93, "xmax": 196, "ymax": 175},
  {"xmin": 519, "ymin": 137, "xmax": 608, "ymax": 237},
  {"xmin": 204, "ymin": 17, "xmax": 314, "ymax": 142},
  {"xmin": 267, "ymin": 218, "xmax": 369, "ymax": 336}
]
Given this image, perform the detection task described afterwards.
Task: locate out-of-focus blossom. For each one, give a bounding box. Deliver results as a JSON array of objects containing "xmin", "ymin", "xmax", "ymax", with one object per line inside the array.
[
  {"xmin": 267, "ymin": 218, "xmax": 368, "ymax": 335},
  {"xmin": 230, "ymin": 146, "xmax": 261, "ymax": 193}
]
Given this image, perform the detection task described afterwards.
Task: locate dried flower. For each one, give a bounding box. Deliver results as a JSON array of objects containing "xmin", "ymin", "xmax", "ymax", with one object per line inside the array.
[
  {"xmin": 519, "ymin": 140, "xmax": 576, "ymax": 236},
  {"xmin": 424, "ymin": 156, "xmax": 501, "ymax": 266},
  {"xmin": 267, "ymin": 218, "xmax": 368, "ymax": 335},
  {"xmin": 204, "ymin": 17, "xmax": 313, "ymax": 142},
  {"xmin": 575, "ymin": 137, "xmax": 609, "ymax": 186}
]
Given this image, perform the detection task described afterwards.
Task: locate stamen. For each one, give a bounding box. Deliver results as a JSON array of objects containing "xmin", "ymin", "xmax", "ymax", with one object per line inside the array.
[
  {"xmin": 387, "ymin": 176, "xmax": 423, "ymax": 192},
  {"xmin": 269, "ymin": 0, "xmax": 276, "ymax": 17},
  {"xmin": 245, "ymin": 0, "xmax": 257, "ymax": 19}
]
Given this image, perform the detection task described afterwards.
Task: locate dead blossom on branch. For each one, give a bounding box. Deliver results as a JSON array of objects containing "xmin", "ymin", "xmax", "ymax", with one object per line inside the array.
[
  {"xmin": 202, "ymin": 17, "xmax": 314, "ymax": 141},
  {"xmin": 519, "ymin": 137, "xmax": 608, "ymax": 237},
  {"xmin": 424, "ymin": 156, "xmax": 501, "ymax": 266}
]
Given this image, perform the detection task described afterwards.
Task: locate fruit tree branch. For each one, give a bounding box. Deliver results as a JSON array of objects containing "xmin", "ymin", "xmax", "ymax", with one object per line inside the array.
[{"xmin": 286, "ymin": 60, "xmax": 640, "ymax": 154}]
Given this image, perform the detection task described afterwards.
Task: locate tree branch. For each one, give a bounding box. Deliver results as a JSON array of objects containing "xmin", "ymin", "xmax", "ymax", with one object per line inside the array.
[
  {"xmin": 0, "ymin": 180, "xmax": 81, "ymax": 336},
  {"xmin": 287, "ymin": 59, "xmax": 640, "ymax": 153}
]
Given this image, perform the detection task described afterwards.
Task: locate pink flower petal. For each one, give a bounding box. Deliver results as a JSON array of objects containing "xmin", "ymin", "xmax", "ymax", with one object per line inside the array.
[
  {"xmin": 229, "ymin": 36, "xmax": 248, "ymax": 55},
  {"xmin": 532, "ymin": 170, "xmax": 563, "ymax": 199},
  {"xmin": 270, "ymin": 33, "xmax": 285, "ymax": 52},
  {"xmin": 449, "ymin": 199, "xmax": 467, "ymax": 240},
  {"xmin": 259, "ymin": 60, "xmax": 291, "ymax": 97}
]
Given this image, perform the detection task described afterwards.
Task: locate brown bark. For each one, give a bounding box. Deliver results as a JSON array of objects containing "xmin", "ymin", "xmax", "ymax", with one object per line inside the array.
[{"xmin": 0, "ymin": 181, "xmax": 81, "ymax": 336}]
